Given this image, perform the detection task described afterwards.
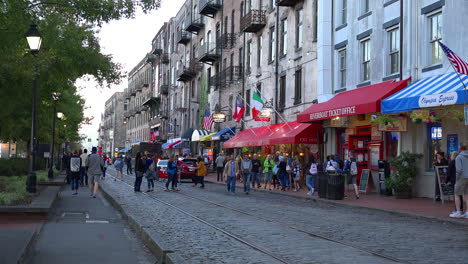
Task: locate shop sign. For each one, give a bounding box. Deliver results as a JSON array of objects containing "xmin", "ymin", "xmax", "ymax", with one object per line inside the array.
[
  {"xmin": 431, "ymin": 127, "xmax": 442, "ymax": 140},
  {"xmin": 298, "ymin": 137, "xmax": 317, "ymax": 144},
  {"xmin": 150, "ymin": 132, "xmax": 156, "ymax": 141},
  {"xmin": 447, "ymin": 134, "xmax": 458, "ymax": 154},
  {"xmin": 212, "ymin": 112, "xmax": 226, "ymax": 123},
  {"xmin": 418, "ymin": 92, "xmax": 457, "ymax": 108},
  {"xmin": 309, "ymin": 106, "xmax": 356, "ymax": 121},
  {"xmin": 378, "ymin": 116, "xmax": 408, "ymax": 132}
]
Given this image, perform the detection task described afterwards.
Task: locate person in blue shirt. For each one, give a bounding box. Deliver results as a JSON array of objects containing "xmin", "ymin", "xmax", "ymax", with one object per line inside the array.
[{"xmin": 344, "ymin": 152, "xmax": 359, "ymax": 199}]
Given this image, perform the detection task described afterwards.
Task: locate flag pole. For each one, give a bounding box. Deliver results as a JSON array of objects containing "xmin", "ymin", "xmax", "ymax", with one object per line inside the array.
[
  {"xmin": 226, "ymin": 104, "xmax": 258, "ymax": 137},
  {"xmin": 236, "ymin": 93, "xmax": 276, "ymax": 134},
  {"xmin": 438, "ymin": 40, "xmax": 468, "ymax": 108}
]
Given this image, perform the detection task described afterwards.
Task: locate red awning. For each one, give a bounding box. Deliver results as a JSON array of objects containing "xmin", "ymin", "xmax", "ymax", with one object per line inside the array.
[
  {"xmin": 223, "ymin": 121, "xmax": 322, "ymax": 148},
  {"xmin": 297, "ymin": 78, "xmax": 411, "ymax": 123}
]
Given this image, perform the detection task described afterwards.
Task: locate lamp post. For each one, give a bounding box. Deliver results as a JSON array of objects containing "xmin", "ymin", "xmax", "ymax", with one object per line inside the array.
[
  {"xmin": 48, "ymin": 101, "xmax": 63, "ymax": 179},
  {"xmin": 25, "ymin": 24, "xmax": 42, "ymax": 193}
]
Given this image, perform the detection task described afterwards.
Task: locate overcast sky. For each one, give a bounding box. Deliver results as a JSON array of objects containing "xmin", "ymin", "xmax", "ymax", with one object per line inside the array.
[{"xmin": 77, "ymin": 0, "xmax": 185, "ymax": 150}]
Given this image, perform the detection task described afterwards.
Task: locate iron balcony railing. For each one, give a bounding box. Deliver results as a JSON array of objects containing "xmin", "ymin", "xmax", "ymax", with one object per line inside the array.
[
  {"xmin": 217, "ymin": 33, "xmax": 236, "ymax": 49},
  {"xmin": 276, "ymin": 0, "xmax": 303, "ymax": 7},
  {"xmin": 177, "ymin": 31, "xmax": 191, "ymax": 45},
  {"xmin": 197, "ymin": 42, "xmax": 221, "ymax": 64},
  {"xmin": 199, "ymin": 0, "xmax": 222, "ymax": 17},
  {"xmin": 240, "ymin": 9, "xmax": 267, "ymax": 33},
  {"xmin": 184, "ymin": 12, "xmax": 204, "ymax": 34}
]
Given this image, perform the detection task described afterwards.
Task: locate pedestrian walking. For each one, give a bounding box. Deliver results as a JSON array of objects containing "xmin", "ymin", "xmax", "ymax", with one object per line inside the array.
[
  {"xmin": 125, "ymin": 155, "xmax": 133, "ymax": 175},
  {"xmin": 344, "ymin": 151, "xmax": 360, "ymax": 199},
  {"xmin": 236, "ymin": 155, "xmax": 243, "ymax": 182},
  {"xmin": 145, "ymin": 154, "xmax": 156, "ymax": 192},
  {"xmin": 80, "ymin": 149, "xmax": 88, "ymax": 186},
  {"xmin": 65, "ymin": 152, "xmax": 72, "ymax": 184},
  {"xmin": 114, "ymin": 155, "xmax": 124, "ymax": 181},
  {"xmin": 86, "ymin": 147, "xmax": 104, "ymax": 198},
  {"xmin": 102, "ymin": 155, "xmax": 109, "ymax": 179},
  {"xmin": 449, "ymin": 142, "xmax": 468, "ymax": 218},
  {"xmin": 263, "ymin": 154, "xmax": 274, "ymax": 191},
  {"xmin": 223, "ymin": 155, "xmax": 239, "ymax": 194},
  {"xmin": 166, "ymin": 155, "xmax": 178, "ymax": 191},
  {"xmin": 272, "ymin": 154, "xmax": 280, "ymax": 189},
  {"xmin": 215, "ymin": 153, "xmax": 225, "ymax": 182},
  {"xmin": 292, "ymin": 155, "xmax": 302, "ymax": 191},
  {"xmin": 447, "ymin": 152, "xmax": 464, "ymax": 212},
  {"xmin": 285, "ymin": 153, "xmax": 293, "ymax": 189},
  {"xmin": 194, "ymin": 156, "xmax": 206, "ymax": 188},
  {"xmin": 306, "ymin": 156, "xmax": 318, "ymax": 195},
  {"xmin": 69, "ymin": 151, "xmax": 82, "ymax": 195},
  {"xmin": 240, "ymin": 154, "xmax": 252, "ymax": 194},
  {"xmin": 175, "ymin": 155, "xmax": 182, "ymax": 190},
  {"xmin": 134, "ymin": 152, "xmax": 145, "ymax": 192},
  {"xmin": 251, "ymin": 154, "xmax": 261, "ymax": 189},
  {"xmin": 278, "ymin": 154, "xmax": 288, "ymax": 191}
]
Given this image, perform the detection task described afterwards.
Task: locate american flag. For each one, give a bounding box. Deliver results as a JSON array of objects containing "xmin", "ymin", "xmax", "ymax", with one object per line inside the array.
[
  {"xmin": 439, "ymin": 41, "xmax": 468, "ymax": 75},
  {"xmin": 202, "ymin": 109, "xmax": 214, "ymax": 130}
]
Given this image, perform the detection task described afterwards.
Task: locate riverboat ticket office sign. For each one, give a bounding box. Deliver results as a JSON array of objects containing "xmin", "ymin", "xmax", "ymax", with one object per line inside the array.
[{"xmin": 310, "ymin": 106, "xmax": 356, "ymax": 120}]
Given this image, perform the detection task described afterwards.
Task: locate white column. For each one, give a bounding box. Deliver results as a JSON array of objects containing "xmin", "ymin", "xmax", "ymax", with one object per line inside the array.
[{"xmin": 317, "ymin": 0, "xmax": 334, "ymax": 103}]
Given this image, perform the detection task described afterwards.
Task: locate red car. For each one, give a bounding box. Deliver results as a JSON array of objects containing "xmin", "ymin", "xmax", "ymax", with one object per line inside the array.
[
  {"xmin": 157, "ymin": 159, "xmax": 169, "ymax": 178},
  {"xmin": 180, "ymin": 158, "xmax": 197, "ymax": 180}
]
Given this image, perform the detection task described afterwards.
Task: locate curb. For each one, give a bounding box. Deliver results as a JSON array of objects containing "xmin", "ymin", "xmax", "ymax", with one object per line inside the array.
[
  {"xmin": 99, "ymin": 185, "xmax": 188, "ymax": 264},
  {"xmin": 0, "ymin": 186, "xmax": 61, "ymax": 214},
  {"xmin": 204, "ymin": 179, "xmax": 468, "ymax": 227}
]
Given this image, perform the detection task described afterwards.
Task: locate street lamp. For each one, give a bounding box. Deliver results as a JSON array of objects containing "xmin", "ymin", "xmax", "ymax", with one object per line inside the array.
[{"xmin": 25, "ymin": 24, "xmax": 42, "ymax": 193}]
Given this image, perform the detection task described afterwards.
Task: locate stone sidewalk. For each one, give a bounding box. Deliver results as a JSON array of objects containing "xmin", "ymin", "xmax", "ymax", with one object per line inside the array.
[{"xmin": 204, "ymin": 173, "xmax": 468, "ymax": 226}]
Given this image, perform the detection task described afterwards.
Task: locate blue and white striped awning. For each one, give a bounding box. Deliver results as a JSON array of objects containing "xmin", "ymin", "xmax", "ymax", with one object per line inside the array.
[{"xmin": 382, "ymin": 72, "xmax": 468, "ymax": 113}]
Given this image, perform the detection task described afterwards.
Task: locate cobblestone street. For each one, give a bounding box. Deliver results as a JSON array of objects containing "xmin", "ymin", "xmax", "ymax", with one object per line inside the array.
[{"xmin": 102, "ymin": 167, "xmax": 468, "ymax": 264}]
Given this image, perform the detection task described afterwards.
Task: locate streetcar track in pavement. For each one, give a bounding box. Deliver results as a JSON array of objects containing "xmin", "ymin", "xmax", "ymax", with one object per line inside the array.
[
  {"xmin": 108, "ymin": 168, "xmax": 404, "ymax": 263},
  {"xmin": 105, "ymin": 170, "xmax": 290, "ymax": 264}
]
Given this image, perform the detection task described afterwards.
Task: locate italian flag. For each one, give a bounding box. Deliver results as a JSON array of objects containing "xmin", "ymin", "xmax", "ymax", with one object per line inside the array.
[{"xmin": 252, "ymin": 92, "xmax": 269, "ymax": 121}]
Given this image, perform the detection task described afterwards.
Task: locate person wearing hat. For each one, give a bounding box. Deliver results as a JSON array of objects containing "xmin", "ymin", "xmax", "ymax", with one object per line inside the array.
[{"xmin": 85, "ymin": 147, "xmax": 104, "ymax": 198}]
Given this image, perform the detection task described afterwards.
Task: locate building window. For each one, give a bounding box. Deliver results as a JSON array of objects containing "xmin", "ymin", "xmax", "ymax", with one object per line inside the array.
[
  {"xmin": 231, "ymin": 10, "xmax": 235, "ymax": 34},
  {"xmin": 429, "ymin": 12, "xmax": 442, "ymax": 65},
  {"xmin": 268, "ymin": 27, "xmax": 275, "ymax": 62},
  {"xmin": 294, "ymin": 68, "xmax": 302, "ymax": 105},
  {"xmin": 247, "ymin": 41, "xmax": 252, "ymax": 74},
  {"xmin": 296, "ymin": 8, "xmax": 303, "ymax": 49},
  {"xmin": 256, "ymin": 82, "xmax": 262, "ymax": 96},
  {"xmin": 280, "ymin": 18, "xmax": 287, "ymax": 56},
  {"xmin": 239, "ymin": 47, "xmax": 243, "ymax": 66},
  {"xmin": 341, "ymin": 0, "xmax": 347, "ymax": 25},
  {"xmin": 338, "ymin": 48, "xmax": 346, "ymax": 89},
  {"xmin": 271, "ymin": 0, "xmax": 276, "ymax": 9},
  {"xmin": 246, "ymin": 89, "xmax": 251, "ymax": 116},
  {"xmin": 228, "ymin": 96, "xmax": 233, "ymax": 121},
  {"xmin": 257, "ymin": 35, "xmax": 262, "ymax": 68},
  {"xmin": 361, "ymin": 39, "xmax": 371, "ymax": 81},
  {"xmin": 240, "ymin": 2, "xmax": 244, "ymax": 18},
  {"xmin": 361, "ymin": 0, "xmax": 369, "ymax": 14},
  {"xmin": 279, "ymin": 75, "xmax": 286, "ymax": 109},
  {"xmin": 388, "ymin": 27, "xmax": 399, "ymax": 74}
]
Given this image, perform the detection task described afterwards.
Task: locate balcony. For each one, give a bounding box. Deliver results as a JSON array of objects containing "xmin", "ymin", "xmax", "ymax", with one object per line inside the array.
[
  {"xmin": 152, "ymin": 43, "xmax": 162, "ymax": 55},
  {"xmin": 161, "ymin": 53, "xmax": 170, "ymax": 64},
  {"xmin": 177, "ymin": 60, "xmax": 201, "ymax": 82},
  {"xmin": 135, "ymin": 84, "xmax": 143, "ymax": 92},
  {"xmin": 217, "ymin": 33, "xmax": 236, "ymax": 49},
  {"xmin": 149, "ymin": 117, "xmax": 161, "ymax": 129},
  {"xmin": 160, "ymin": 83, "xmax": 169, "ymax": 95},
  {"xmin": 198, "ymin": 42, "xmax": 220, "ymax": 65},
  {"xmin": 130, "ymin": 87, "xmax": 136, "ymax": 96},
  {"xmin": 184, "ymin": 13, "xmax": 204, "ymax": 34},
  {"xmin": 159, "ymin": 110, "xmax": 169, "ymax": 120},
  {"xmin": 199, "ymin": 0, "xmax": 222, "ymax": 18},
  {"xmin": 276, "ymin": 0, "xmax": 302, "ymax": 6},
  {"xmin": 240, "ymin": 9, "xmax": 266, "ymax": 33},
  {"xmin": 224, "ymin": 66, "xmax": 243, "ymax": 84},
  {"xmin": 209, "ymin": 71, "xmax": 224, "ymax": 89},
  {"xmin": 177, "ymin": 31, "xmax": 191, "ymax": 45},
  {"xmin": 145, "ymin": 53, "xmax": 156, "ymax": 64}
]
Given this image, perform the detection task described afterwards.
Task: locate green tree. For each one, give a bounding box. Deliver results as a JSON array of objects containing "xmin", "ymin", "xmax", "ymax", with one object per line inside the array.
[{"xmin": 0, "ymin": 0, "xmax": 161, "ymax": 146}]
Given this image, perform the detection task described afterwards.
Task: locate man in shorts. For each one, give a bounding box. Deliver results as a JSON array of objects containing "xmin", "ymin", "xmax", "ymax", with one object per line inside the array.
[
  {"xmin": 86, "ymin": 147, "xmax": 104, "ymax": 198},
  {"xmin": 450, "ymin": 142, "xmax": 468, "ymax": 218}
]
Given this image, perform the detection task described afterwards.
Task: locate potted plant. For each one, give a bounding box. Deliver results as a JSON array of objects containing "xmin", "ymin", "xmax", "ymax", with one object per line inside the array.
[
  {"xmin": 385, "ymin": 151, "xmax": 423, "ymax": 199},
  {"xmin": 371, "ymin": 114, "xmax": 397, "ymax": 126}
]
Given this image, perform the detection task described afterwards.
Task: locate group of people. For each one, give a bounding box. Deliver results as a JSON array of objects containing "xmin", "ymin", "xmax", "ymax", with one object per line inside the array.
[
  {"xmin": 213, "ymin": 151, "xmax": 361, "ymax": 197},
  {"xmin": 66, "ymin": 147, "xmax": 106, "ymax": 198},
  {"xmin": 433, "ymin": 143, "xmax": 468, "ymax": 218}
]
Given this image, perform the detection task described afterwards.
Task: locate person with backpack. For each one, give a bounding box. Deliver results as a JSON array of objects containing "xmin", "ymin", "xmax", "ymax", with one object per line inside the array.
[
  {"xmin": 306, "ymin": 156, "xmax": 318, "ymax": 195},
  {"xmin": 134, "ymin": 152, "xmax": 145, "ymax": 192},
  {"xmin": 145, "ymin": 154, "xmax": 156, "ymax": 192},
  {"xmin": 102, "ymin": 155, "xmax": 109, "ymax": 179},
  {"xmin": 125, "ymin": 155, "xmax": 133, "ymax": 175},
  {"xmin": 240, "ymin": 154, "xmax": 252, "ymax": 194},
  {"xmin": 344, "ymin": 151, "xmax": 360, "ymax": 199},
  {"xmin": 69, "ymin": 151, "xmax": 82, "ymax": 195},
  {"xmin": 263, "ymin": 154, "xmax": 275, "ymax": 191},
  {"xmin": 114, "ymin": 155, "xmax": 124, "ymax": 181},
  {"xmin": 165, "ymin": 155, "xmax": 179, "ymax": 191}
]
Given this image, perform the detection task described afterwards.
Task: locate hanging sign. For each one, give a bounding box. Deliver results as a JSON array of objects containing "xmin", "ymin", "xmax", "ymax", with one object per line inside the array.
[{"xmin": 212, "ymin": 112, "xmax": 226, "ymax": 123}]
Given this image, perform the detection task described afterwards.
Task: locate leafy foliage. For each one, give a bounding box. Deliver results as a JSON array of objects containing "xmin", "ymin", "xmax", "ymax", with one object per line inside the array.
[
  {"xmin": 385, "ymin": 151, "xmax": 423, "ymax": 190},
  {"xmin": 0, "ymin": 0, "xmax": 161, "ymax": 145}
]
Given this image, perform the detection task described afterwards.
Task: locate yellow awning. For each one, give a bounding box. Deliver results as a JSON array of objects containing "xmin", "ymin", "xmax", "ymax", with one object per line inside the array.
[{"xmin": 199, "ymin": 132, "xmax": 217, "ymax": 141}]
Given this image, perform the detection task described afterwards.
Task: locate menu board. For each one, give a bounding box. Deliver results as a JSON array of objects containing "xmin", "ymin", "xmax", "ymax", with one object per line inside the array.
[
  {"xmin": 435, "ymin": 166, "xmax": 452, "ymax": 203},
  {"xmin": 370, "ymin": 145, "xmax": 380, "ymax": 168},
  {"xmin": 359, "ymin": 169, "xmax": 371, "ymax": 193}
]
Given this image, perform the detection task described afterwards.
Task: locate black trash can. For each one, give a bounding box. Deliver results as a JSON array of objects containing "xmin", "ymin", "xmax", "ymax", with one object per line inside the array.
[
  {"xmin": 327, "ymin": 172, "xmax": 345, "ymax": 200},
  {"xmin": 318, "ymin": 172, "xmax": 328, "ymax": 198}
]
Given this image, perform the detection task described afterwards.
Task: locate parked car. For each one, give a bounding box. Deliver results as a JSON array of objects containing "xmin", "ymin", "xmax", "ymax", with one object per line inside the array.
[
  {"xmin": 157, "ymin": 159, "xmax": 169, "ymax": 178},
  {"xmin": 180, "ymin": 158, "xmax": 197, "ymax": 180}
]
